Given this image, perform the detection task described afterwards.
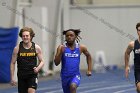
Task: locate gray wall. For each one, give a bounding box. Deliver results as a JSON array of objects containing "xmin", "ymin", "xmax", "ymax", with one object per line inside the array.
[
  {"xmin": 1, "ymin": 0, "xmax": 140, "ymax": 70},
  {"xmin": 70, "ymin": 5, "xmax": 140, "ymax": 67},
  {"xmin": 32, "ymin": 0, "xmax": 62, "ymax": 62},
  {"xmin": 0, "ymin": 0, "xmax": 17, "ymax": 27}
]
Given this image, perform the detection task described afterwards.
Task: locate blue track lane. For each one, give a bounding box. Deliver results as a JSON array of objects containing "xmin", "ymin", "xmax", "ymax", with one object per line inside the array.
[{"xmin": 0, "ymin": 69, "xmax": 137, "ymax": 93}]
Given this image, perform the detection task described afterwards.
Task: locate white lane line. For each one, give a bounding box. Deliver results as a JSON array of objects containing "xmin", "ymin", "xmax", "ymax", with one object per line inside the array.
[
  {"xmin": 13, "ymin": 80, "xmax": 134, "ymax": 93},
  {"xmin": 37, "ymin": 86, "xmax": 61, "ymax": 91},
  {"xmin": 43, "ymin": 81, "xmax": 109, "ymax": 93},
  {"xmin": 79, "ymin": 84, "xmax": 133, "ymax": 93},
  {"xmin": 80, "ymin": 81, "xmax": 127, "ymax": 87},
  {"xmin": 80, "ymin": 81, "xmax": 107, "ymax": 86},
  {"xmin": 44, "ymin": 89, "xmax": 63, "ymax": 93},
  {"xmin": 12, "ymin": 86, "xmax": 61, "ymax": 93},
  {"xmin": 42, "ymin": 82, "xmax": 106, "ymax": 93},
  {"xmin": 113, "ymin": 88, "xmax": 135, "ymax": 93}
]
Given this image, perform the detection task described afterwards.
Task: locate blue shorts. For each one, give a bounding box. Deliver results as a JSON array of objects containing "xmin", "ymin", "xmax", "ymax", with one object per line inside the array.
[{"xmin": 61, "ymin": 75, "xmax": 81, "ymax": 93}]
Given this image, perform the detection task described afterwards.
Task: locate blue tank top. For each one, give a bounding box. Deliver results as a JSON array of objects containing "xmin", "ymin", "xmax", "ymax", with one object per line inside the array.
[
  {"xmin": 133, "ymin": 39, "xmax": 140, "ymax": 69},
  {"xmin": 61, "ymin": 43, "xmax": 80, "ymax": 77}
]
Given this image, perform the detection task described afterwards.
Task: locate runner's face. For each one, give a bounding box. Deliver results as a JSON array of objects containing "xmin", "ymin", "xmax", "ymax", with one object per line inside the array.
[
  {"xmin": 21, "ymin": 31, "xmax": 31, "ymax": 44},
  {"xmin": 137, "ymin": 27, "xmax": 140, "ymax": 37},
  {"xmin": 65, "ymin": 31, "xmax": 76, "ymax": 44}
]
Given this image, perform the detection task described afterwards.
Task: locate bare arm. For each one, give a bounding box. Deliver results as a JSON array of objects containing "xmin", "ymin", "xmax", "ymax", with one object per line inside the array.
[
  {"xmin": 124, "ymin": 41, "xmax": 134, "ymax": 78},
  {"xmin": 10, "ymin": 46, "xmax": 18, "ymax": 86},
  {"xmin": 33, "ymin": 44, "xmax": 44, "ymax": 73},
  {"xmin": 54, "ymin": 45, "xmax": 63, "ymax": 66},
  {"xmin": 80, "ymin": 45, "xmax": 92, "ymax": 76}
]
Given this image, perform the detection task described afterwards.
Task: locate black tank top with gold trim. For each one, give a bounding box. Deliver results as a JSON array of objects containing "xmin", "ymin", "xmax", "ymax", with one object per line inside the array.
[{"xmin": 17, "ymin": 41, "xmax": 37, "ymax": 77}]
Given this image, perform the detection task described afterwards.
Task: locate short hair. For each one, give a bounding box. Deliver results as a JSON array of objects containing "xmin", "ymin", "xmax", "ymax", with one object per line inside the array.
[
  {"xmin": 19, "ymin": 27, "xmax": 35, "ymax": 40},
  {"xmin": 63, "ymin": 29, "xmax": 82, "ymax": 42},
  {"xmin": 63, "ymin": 29, "xmax": 81, "ymax": 36},
  {"xmin": 136, "ymin": 22, "xmax": 140, "ymax": 30}
]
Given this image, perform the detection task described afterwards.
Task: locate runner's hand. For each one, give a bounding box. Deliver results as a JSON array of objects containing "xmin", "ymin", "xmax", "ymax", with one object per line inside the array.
[
  {"xmin": 125, "ymin": 66, "xmax": 130, "ymax": 78},
  {"xmin": 33, "ymin": 67, "xmax": 39, "ymax": 73},
  {"xmin": 10, "ymin": 79, "xmax": 16, "ymax": 86}
]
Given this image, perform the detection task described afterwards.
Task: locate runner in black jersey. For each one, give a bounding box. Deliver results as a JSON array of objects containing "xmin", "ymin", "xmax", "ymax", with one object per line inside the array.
[
  {"xmin": 125, "ymin": 22, "xmax": 140, "ymax": 93},
  {"xmin": 10, "ymin": 27, "xmax": 44, "ymax": 93}
]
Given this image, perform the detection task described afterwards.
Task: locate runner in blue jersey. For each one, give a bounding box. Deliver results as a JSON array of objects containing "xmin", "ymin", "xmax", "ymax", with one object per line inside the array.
[
  {"xmin": 54, "ymin": 29, "xmax": 92, "ymax": 93},
  {"xmin": 125, "ymin": 22, "xmax": 140, "ymax": 93}
]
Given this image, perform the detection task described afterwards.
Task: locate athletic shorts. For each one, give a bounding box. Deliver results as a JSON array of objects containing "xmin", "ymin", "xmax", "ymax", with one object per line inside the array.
[
  {"xmin": 61, "ymin": 75, "xmax": 81, "ymax": 93},
  {"xmin": 18, "ymin": 75, "xmax": 38, "ymax": 93},
  {"xmin": 134, "ymin": 69, "xmax": 140, "ymax": 84}
]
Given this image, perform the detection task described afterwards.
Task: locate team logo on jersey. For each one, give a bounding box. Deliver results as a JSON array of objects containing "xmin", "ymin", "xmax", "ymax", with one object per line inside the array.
[
  {"xmin": 135, "ymin": 49, "xmax": 140, "ymax": 54},
  {"xmin": 65, "ymin": 53, "xmax": 79, "ymax": 57},
  {"xmin": 20, "ymin": 53, "xmax": 36, "ymax": 56},
  {"xmin": 76, "ymin": 75, "xmax": 80, "ymax": 80}
]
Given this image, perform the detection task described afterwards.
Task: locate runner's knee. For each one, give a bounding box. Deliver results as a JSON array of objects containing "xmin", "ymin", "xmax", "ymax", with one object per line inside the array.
[
  {"xmin": 70, "ymin": 83, "xmax": 77, "ymax": 91},
  {"xmin": 136, "ymin": 82, "xmax": 140, "ymax": 92}
]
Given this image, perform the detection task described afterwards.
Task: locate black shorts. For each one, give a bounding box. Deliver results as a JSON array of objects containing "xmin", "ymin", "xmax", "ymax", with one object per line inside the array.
[
  {"xmin": 134, "ymin": 69, "xmax": 140, "ymax": 84},
  {"xmin": 18, "ymin": 75, "xmax": 38, "ymax": 93}
]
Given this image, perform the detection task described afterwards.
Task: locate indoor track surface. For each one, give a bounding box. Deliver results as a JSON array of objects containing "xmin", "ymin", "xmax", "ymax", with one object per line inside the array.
[{"xmin": 0, "ymin": 69, "xmax": 136, "ymax": 93}]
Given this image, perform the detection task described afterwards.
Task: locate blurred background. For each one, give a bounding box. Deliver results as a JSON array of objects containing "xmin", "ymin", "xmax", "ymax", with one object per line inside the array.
[{"xmin": 0, "ymin": 0, "xmax": 140, "ymax": 83}]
